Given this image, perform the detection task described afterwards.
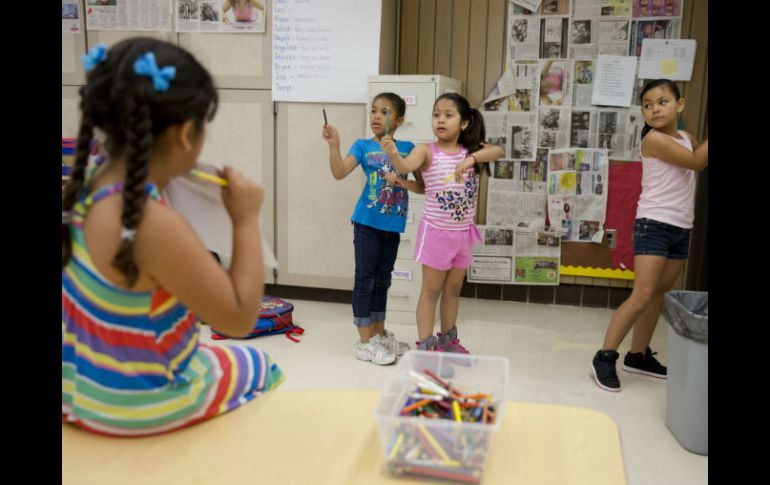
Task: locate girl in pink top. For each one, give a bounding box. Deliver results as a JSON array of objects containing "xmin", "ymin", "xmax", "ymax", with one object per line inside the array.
[
  {"xmin": 222, "ymin": 0, "xmax": 264, "ymax": 23},
  {"xmin": 591, "ymin": 79, "xmax": 708, "ymax": 393},
  {"xmin": 382, "ymin": 93, "xmax": 504, "ymax": 354}
]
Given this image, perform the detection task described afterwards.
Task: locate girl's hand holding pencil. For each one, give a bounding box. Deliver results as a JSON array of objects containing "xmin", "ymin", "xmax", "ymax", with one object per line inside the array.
[
  {"xmin": 321, "ymin": 123, "xmax": 340, "ymax": 147},
  {"xmin": 379, "ymin": 135, "xmax": 398, "ymax": 158},
  {"xmin": 219, "ymin": 166, "xmax": 265, "ymax": 224}
]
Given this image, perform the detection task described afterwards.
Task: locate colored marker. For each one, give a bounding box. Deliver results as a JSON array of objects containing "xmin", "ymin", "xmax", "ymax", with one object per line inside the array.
[
  {"xmin": 190, "ymin": 169, "xmax": 227, "ymax": 186},
  {"xmin": 323, "ymin": 107, "xmax": 328, "ymax": 126}
]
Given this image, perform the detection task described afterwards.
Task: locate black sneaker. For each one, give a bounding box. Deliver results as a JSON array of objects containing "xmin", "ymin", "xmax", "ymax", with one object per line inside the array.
[
  {"xmin": 623, "ymin": 347, "xmax": 667, "ymax": 379},
  {"xmin": 592, "ymin": 350, "xmax": 621, "ymax": 392}
]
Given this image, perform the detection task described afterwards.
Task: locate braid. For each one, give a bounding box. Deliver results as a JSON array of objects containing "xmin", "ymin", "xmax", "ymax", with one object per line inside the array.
[
  {"xmin": 111, "ymin": 103, "xmax": 152, "ymax": 286},
  {"xmin": 61, "ymin": 93, "xmax": 95, "ymax": 269}
]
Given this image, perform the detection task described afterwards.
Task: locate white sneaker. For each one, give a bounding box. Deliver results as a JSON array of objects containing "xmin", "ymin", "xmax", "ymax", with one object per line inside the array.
[
  {"xmin": 382, "ymin": 329, "xmax": 410, "ymax": 356},
  {"xmin": 355, "ymin": 334, "xmax": 396, "ymax": 365}
]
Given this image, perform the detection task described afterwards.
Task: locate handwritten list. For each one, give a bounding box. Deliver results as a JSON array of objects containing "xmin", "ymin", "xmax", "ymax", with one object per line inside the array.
[{"xmin": 272, "ymin": 0, "xmax": 381, "ymax": 103}]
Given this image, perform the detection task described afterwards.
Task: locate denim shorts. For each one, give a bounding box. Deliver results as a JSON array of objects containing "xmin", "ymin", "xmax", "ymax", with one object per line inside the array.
[{"xmin": 632, "ymin": 218, "xmax": 691, "ymax": 259}]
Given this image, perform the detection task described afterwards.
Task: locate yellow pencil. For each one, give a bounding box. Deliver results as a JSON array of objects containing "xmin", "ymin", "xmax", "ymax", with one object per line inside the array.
[
  {"xmin": 452, "ymin": 400, "xmax": 462, "ymax": 422},
  {"xmin": 190, "ymin": 169, "xmax": 228, "ymax": 186}
]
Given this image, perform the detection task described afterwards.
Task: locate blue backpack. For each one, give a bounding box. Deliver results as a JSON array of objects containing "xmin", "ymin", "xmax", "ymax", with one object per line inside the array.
[{"xmin": 211, "ymin": 296, "xmax": 304, "ymax": 342}]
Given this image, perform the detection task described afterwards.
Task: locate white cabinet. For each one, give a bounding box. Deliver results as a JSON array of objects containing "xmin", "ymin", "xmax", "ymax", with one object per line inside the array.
[{"xmin": 367, "ymin": 75, "xmax": 462, "ymax": 144}]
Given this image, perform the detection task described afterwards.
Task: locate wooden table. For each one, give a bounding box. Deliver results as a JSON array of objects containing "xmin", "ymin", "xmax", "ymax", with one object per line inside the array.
[{"xmin": 62, "ymin": 389, "xmax": 626, "ymax": 485}]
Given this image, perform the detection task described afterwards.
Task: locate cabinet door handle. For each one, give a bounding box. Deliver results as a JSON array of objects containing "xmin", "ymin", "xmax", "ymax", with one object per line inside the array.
[{"xmin": 389, "ymin": 294, "xmax": 410, "ymax": 299}]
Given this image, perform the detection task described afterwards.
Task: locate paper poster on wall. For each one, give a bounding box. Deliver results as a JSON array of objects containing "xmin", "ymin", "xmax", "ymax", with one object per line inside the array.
[
  {"xmin": 469, "ymin": 227, "xmax": 561, "ymax": 285},
  {"xmin": 638, "ymin": 39, "xmax": 696, "ymax": 81},
  {"xmin": 272, "ymin": 0, "xmax": 381, "ymax": 103},
  {"xmin": 591, "ymin": 55, "xmax": 637, "ymax": 107},
  {"xmin": 546, "ymin": 148, "xmax": 609, "ymax": 243},
  {"xmin": 62, "ymin": 2, "xmax": 82, "ymax": 33},
  {"xmin": 85, "ymin": 0, "xmax": 173, "ymax": 32},
  {"xmin": 176, "ymin": 0, "xmax": 267, "ymax": 33}
]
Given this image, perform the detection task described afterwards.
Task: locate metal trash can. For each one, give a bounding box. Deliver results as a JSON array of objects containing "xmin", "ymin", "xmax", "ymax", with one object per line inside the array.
[{"xmin": 661, "ymin": 291, "xmax": 708, "ymax": 455}]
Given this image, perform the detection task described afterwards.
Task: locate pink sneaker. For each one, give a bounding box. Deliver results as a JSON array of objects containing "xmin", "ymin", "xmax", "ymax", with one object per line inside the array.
[{"xmin": 436, "ymin": 327, "xmax": 470, "ymax": 354}]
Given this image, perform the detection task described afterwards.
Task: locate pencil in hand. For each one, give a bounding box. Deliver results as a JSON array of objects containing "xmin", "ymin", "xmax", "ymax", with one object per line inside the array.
[{"xmin": 190, "ymin": 169, "xmax": 228, "ymax": 186}]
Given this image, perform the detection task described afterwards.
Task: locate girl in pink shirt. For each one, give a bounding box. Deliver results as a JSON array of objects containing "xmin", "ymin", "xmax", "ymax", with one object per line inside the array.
[
  {"xmin": 591, "ymin": 79, "xmax": 708, "ymax": 392},
  {"xmin": 382, "ymin": 93, "xmax": 504, "ymax": 354}
]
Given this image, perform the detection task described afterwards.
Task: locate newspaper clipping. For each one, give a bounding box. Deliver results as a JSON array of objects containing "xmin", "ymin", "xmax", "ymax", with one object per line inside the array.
[
  {"xmin": 629, "ymin": 18, "xmax": 680, "ymax": 56},
  {"xmin": 62, "ymin": 2, "xmax": 82, "ymax": 33},
  {"xmin": 177, "ymin": 0, "xmax": 267, "ymax": 33},
  {"xmin": 486, "ymin": 155, "xmax": 548, "ymax": 230},
  {"xmin": 539, "ymin": 59, "xmax": 571, "ymax": 107},
  {"xmin": 508, "ymin": 13, "xmax": 541, "ymax": 60},
  {"xmin": 540, "ymin": 17, "xmax": 569, "ymax": 58},
  {"xmin": 469, "ymin": 226, "xmax": 561, "ymax": 285},
  {"xmin": 85, "ymin": 0, "xmax": 173, "ymax": 31},
  {"xmin": 633, "ymin": 0, "xmax": 680, "ymax": 18},
  {"xmin": 538, "ymin": 106, "xmax": 571, "ymax": 149},
  {"xmin": 546, "ymin": 148, "xmax": 609, "ymax": 243},
  {"xmin": 484, "ymin": 61, "xmax": 539, "ymax": 114},
  {"xmin": 512, "ymin": 1, "xmax": 543, "ymax": 13},
  {"xmin": 572, "ymin": 59, "xmax": 595, "ymax": 106}
]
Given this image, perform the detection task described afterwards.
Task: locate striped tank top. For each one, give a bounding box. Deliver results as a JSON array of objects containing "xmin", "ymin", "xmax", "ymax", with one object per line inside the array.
[
  {"xmin": 421, "ymin": 143, "xmax": 478, "ymax": 230},
  {"xmin": 62, "ymin": 178, "xmax": 283, "ymax": 437}
]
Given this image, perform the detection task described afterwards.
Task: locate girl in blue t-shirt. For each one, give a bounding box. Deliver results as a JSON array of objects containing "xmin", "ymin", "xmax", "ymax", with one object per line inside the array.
[{"xmin": 322, "ymin": 93, "xmax": 422, "ymax": 365}]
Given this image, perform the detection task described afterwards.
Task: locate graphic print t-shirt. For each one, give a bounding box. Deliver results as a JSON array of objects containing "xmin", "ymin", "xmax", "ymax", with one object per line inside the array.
[{"xmin": 349, "ymin": 138, "xmax": 415, "ymax": 233}]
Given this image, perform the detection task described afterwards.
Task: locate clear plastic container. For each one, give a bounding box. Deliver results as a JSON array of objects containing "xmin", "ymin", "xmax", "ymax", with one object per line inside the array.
[{"xmin": 373, "ymin": 351, "xmax": 510, "ymax": 484}]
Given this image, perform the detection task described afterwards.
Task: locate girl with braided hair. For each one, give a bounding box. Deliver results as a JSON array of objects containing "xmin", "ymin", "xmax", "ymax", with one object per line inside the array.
[{"xmin": 61, "ymin": 38, "xmax": 283, "ymax": 436}]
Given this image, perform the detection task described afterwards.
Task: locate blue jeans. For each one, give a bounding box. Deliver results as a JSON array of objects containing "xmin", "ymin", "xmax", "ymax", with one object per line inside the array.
[
  {"xmin": 632, "ymin": 218, "xmax": 691, "ymax": 259},
  {"xmin": 352, "ymin": 222, "xmax": 400, "ymax": 327}
]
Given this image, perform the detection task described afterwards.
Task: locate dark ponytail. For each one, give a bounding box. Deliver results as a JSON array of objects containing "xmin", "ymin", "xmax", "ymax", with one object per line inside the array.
[
  {"xmin": 61, "ymin": 37, "xmax": 218, "ymax": 286},
  {"xmin": 61, "ymin": 94, "xmax": 95, "ymax": 270},
  {"xmin": 639, "ymin": 79, "xmax": 681, "ymax": 140},
  {"xmin": 435, "ymin": 93, "xmax": 490, "ymax": 175}
]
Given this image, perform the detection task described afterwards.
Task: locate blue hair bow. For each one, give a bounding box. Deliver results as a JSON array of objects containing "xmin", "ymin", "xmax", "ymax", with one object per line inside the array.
[
  {"xmin": 81, "ymin": 44, "xmax": 107, "ymax": 72},
  {"xmin": 133, "ymin": 52, "xmax": 176, "ymax": 93}
]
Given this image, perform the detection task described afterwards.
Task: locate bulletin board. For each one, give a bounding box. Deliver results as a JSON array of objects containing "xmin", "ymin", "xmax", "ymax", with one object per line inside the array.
[{"xmin": 560, "ymin": 160, "xmax": 641, "ymax": 279}]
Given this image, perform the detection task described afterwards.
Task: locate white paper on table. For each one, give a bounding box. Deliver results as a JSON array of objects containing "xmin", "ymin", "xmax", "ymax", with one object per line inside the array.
[
  {"xmin": 162, "ymin": 163, "xmax": 278, "ymax": 270},
  {"xmin": 638, "ymin": 39, "xmax": 697, "ymax": 81},
  {"xmin": 591, "ymin": 55, "xmax": 638, "ymax": 107}
]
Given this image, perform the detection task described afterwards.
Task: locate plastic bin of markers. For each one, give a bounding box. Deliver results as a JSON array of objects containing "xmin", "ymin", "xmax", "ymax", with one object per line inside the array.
[{"xmin": 374, "ymin": 351, "xmax": 509, "ymax": 484}]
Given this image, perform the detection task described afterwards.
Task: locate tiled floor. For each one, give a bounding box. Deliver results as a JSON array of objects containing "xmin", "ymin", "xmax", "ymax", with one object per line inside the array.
[{"xmin": 200, "ymin": 297, "xmax": 708, "ymax": 485}]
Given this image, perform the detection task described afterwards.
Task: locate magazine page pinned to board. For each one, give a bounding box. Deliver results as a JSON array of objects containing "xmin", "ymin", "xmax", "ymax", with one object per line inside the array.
[{"xmin": 162, "ymin": 162, "xmax": 278, "ymax": 270}]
